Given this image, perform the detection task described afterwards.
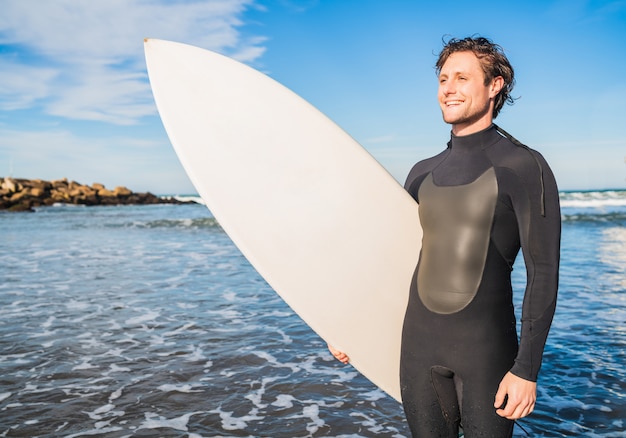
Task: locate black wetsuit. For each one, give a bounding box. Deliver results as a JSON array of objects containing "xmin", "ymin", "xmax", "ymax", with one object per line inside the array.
[{"xmin": 400, "ymin": 125, "xmax": 560, "ymax": 437}]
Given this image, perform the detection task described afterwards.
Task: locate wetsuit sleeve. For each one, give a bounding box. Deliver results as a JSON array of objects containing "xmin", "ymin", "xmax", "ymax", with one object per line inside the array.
[{"xmin": 508, "ymin": 151, "xmax": 561, "ymax": 381}]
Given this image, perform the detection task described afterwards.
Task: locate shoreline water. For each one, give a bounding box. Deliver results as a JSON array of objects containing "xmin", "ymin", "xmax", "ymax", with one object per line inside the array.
[{"xmin": 1, "ymin": 190, "xmax": 625, "ymax": 436}]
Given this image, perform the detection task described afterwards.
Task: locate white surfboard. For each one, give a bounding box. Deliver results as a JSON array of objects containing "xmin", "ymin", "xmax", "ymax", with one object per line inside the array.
[{"xmin": 144, "ymin": 39, "xmax": 421, "ymax": 402}]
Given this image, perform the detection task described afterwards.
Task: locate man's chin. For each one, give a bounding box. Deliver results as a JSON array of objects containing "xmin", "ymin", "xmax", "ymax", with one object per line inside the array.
[{"xmin": 442, "ymin": 115, "xmax": 465, "ymax": 125}]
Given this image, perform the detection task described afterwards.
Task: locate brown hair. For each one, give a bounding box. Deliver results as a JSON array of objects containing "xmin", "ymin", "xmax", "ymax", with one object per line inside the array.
[{"xmin": 436, "ymin": 36, "xmax": 516, "ymax": 118}]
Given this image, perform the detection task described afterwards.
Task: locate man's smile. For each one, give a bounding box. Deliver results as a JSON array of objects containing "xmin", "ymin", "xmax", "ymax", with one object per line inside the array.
[{"xmin": 444, "ymin": 99, "xmax": 464, "ymax": 107}]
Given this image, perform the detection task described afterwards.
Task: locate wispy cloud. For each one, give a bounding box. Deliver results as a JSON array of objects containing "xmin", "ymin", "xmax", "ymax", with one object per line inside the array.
[
  {"xmin": 0, "ymin": 59, "xmax": 58, "ymax": 111},
  {"xmin": 365, "ymin": 134, "xmax": 397, "ymax": 145},
  {"xmin": 0, "ymin": 0, "xmax": 266, "ymax": 125}
]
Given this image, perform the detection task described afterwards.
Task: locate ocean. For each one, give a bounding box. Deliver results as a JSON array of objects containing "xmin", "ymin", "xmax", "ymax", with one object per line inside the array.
[{"xmin": 1, "ymin": 190, "xmax": 625, "ymax": 437}]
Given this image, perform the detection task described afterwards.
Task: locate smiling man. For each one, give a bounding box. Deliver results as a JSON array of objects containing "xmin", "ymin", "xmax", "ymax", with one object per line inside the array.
[{"xmin": 399, "ymin": 37, "xmax": 561, "ymax": 437}]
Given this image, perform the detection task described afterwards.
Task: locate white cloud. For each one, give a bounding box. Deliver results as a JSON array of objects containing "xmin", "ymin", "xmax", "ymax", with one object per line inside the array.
[
  {"xmin": 47, "ymin": 67, "xmax": 156, "ymax": 125},
  {"xmin": 0, "ymin": 60, "xmax": 59, "ymax": 111},
  {"xmin": 0, "ymin": 0, "xmax": 266, "ymax": 124}
]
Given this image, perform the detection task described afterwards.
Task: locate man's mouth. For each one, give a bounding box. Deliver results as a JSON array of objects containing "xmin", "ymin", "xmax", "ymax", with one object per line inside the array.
[{"xmin": 445, "ymin": 100, "xmax": 463, "ymax": 107}]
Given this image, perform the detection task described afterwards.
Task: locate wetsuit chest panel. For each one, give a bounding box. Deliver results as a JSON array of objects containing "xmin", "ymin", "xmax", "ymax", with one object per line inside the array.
[{"xmin": 417, "ymin": 167, "xmax": 498, "ymax": 314}]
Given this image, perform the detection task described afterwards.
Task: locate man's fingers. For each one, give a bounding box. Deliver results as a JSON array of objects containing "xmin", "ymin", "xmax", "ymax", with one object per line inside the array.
[
  {"xmin": 327, "ymin": 344, "xmax": 350, "ymax": 364},
  {"xmin": 494, "ymin": 372, "xmax": 537, "ymax": 419},
  {"xmin": 496, "ymin": 399, "xmax": 535, "ymax": 420},
  {"xmin": 493, "ymin": 389, "xmax": 507, "ymax": 409}
]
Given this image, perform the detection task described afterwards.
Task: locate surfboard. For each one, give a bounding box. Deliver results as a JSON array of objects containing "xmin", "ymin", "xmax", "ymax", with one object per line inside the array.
[{"xmin": 144, "ymin": 39, "xmax": 422, "ymax": 402}]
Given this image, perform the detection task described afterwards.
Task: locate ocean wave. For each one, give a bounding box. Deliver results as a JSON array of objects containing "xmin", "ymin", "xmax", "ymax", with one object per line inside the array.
[
  {"xmin": 559, "ymin": 190, "xmax": 626, "ymax": 208},
  {"xmin": 140, "ymin": 217, "xmax": 221, "ymax": 229},
  {"xmin": 562, "ymin": 211, "xmax": 626, "ymax": 224},
  {"xmin": 559, "ymin": 190, "xmax": 626, "ymax": 223},
  {"xmin": 161, "ymin": 195, "xmax": 205, "ymax": 205}
]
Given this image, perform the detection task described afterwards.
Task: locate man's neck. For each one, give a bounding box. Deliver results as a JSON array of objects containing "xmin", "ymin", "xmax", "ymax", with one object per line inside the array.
[{"xmin": 451, "ymin": 118, "xmax": 493, "ymax": 137}]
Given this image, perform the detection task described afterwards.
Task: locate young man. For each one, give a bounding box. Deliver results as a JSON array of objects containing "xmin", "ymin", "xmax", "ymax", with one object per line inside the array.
[
  {"xmin": 331, "ymin": 37, "xmax": 560, "ymax": 437},
  {"xmin": 399, "ymin": 36, "xmax": 560, "ymax": 436}
]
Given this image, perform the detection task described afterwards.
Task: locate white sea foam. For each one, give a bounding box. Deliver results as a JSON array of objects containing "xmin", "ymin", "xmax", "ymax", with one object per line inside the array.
[
  {"xmin": 212, "ymin": 406, "xmax": 264, "ymax": 431},
  {"xmin": 271, "ymin": 394, "xmax": 296, "ymax": 409},
  {"xmin": 109, "ymin": 388, "xmax": 123, "ymax": 401},
  {"xmin": 32, "ymin": 249, "xmax": 62, "ymax": 258},
  {"xmin": 302, "ymin": 404, "xmax": 325, "ymax": 435},
  {"xmin": 64, "ymin": 426, "xmax": 124, "ymax": 437},
  {"xmin": 84, "ymin": 403, "xmax": 116, "ymax": 419},
  {"xmin": 170, "ymin": 195, "xmax": 204, "ymax": 204},
  {"xmin": 103, "ymin": 348, "xmax": 127, "ymax": 358},
  {"xmin": 138, "ymin": 412, "xmax": 201, "ymax": 432},
  {"xmin": 55, "ymin": 422, "xmax": 69, "ymax": 432},
  {"xmin": 163, "ymin": 322, "xmax": 197, "ymax": 336},
  {"xmin": 78, "ymin": 337, "xmax": 105, "ymax": 350},
  {"xmin": 158, "ymin": 383, "xmax": 202, "ymax": 393},
  {"xmin": 176, "ymin": 302, "xmax": 197, "ymax": 309},
  {"xmin": 210, "ymin": 308, "xmax": 242, "ymax": 321},
  {"xmin": 276, "ymin": 328, "xmax": 293, "ymax": 344},
  {"xmin": 28, "ymin": 328, "xmax": 57, "ymax": 338},
  {"xmin": 185, "ymin": 346, "xmax": 207, "ymax": 362},
  {"xmin": 65, "ymin": 299, "xmax": 90, "ymax": 310},
  {"xmin": 252, "ymin": 350, "xmax": 301, "ymax": 373},
  {"xmin": 245, "ymin": 377, "xmax": 279, "ymax": 409},
  {"xmin": 299, "ymin": 354, "xmax": 359, "ymax": 382},
  {"xmin": 359, "ymin": 388, "xmax": 388, "ymax": 401},
  {"xmin": 125, "ymin": 310, "xmax": 160, "ymax": 325},
  {"xmin": 73, "ymin": 360, "xmax": 98, "ymax": 370},
  {"xmin": 105, "ymin": 364, "xmax": 131, "ymax": 374},
  {"xmin": 350, "ymin": 411, "xmax": 384, "ymax": 434},
  {"xmin": 41, "ymin": 316, "xmax": 56, "ymax": 328},
  {"xmin": 223, "ymin": 291, "xmax": 237, "ymax": 301}
]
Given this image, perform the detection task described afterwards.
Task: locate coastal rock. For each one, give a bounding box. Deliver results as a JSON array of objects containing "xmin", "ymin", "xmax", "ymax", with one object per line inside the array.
[
  {"xmin": 0, "ymin": 177, "xmax": 195, "ymax": 212},
  {"xmin": 2, "ymin": 177, "xmax": 22, "ymax": 193},
  {"xmin": 114, "ymin": 186, "xmax": 132, "ymax": 197},
  {"xmin": 97, "ymin": 188, "xmax": 116, "ymax": 197}
]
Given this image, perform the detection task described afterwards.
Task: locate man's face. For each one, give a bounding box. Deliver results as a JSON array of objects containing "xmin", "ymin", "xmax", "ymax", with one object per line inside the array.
[{"xmin": 438, "ymin": 51, "xmax": 500, "ymax": 135}]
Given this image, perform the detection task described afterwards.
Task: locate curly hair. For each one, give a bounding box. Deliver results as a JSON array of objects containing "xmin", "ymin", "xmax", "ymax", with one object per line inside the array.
[{"xmin": 435, "ymin": 36, "xmax": 516, "ymax": 119}]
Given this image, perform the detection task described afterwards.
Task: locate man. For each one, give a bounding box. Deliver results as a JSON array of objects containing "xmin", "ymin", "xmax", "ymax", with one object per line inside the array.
[{"xmin": 332, "ymin": 37, "xmax": 560, "ymax": 437}]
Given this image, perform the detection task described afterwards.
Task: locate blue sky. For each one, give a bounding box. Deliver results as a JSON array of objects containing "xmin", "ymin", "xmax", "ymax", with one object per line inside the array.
[{"xmin": 0, "ymin": 0, "xmax": 625, "ymax": 193}]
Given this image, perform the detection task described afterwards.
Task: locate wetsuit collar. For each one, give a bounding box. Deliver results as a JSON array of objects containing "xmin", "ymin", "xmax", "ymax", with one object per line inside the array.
[{"xmin": 448, "ymin": 124, "xmax": 501, "ymax": 150}]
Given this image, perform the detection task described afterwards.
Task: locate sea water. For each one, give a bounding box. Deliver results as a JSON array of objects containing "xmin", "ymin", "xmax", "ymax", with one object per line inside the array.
[{"xmin": 1, "ymin": 191, "xmax": 624, "ymax": 437}]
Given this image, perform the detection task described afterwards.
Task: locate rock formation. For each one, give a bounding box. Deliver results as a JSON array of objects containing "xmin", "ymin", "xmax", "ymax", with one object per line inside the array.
[{"xmin": 0, "ymin": 177, "xmax": 195, "ymax": 212}]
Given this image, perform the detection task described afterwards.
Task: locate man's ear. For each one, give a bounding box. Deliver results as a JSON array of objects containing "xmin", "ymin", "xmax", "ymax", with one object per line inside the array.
[{"xmin": 490, "ymin": 76, "xmax": 505, "ymax": 98}]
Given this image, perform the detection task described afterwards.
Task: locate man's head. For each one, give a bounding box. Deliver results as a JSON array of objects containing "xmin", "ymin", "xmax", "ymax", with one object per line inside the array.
[{"xmin": 436, "ymin": 36, "xmax": 515, "ymax": 120}]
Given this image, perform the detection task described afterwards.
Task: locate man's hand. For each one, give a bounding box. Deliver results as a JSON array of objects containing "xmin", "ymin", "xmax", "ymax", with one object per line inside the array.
[
  {"xmin": 328, "ymin": 344, "xmax": 349, "ymax": 364},
  {"xmin": 494, "ymin": 372, "xmax": 536, "ymax": 420}
]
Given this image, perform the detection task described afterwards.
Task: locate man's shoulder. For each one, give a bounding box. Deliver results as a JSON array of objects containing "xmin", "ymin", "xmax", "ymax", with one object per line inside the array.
[
  {"xmin": 404, "ymin": 148, "xmax": 448, "ymax": 188},
  {"xmin": 489, "ymin": 131, "xmax": 550, "ymax": 170},
  {"xmin": 488, "ymin": 132, "xmax": 557, "ymax": 192}
]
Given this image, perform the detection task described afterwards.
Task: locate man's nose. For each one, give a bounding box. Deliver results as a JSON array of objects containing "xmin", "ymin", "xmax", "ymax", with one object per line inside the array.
[{"xmin": 441, "ymin": 80, "xmax": 455, "ymax": 95}]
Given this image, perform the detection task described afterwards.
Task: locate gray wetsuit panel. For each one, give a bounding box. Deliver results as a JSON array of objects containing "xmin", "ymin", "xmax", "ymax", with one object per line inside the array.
[{"xmin": 417, "ymin": 167, "xmax": 498, "ymax": 314}]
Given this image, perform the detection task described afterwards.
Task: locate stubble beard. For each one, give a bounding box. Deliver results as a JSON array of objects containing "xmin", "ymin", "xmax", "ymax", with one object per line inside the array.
[{"xmin": 440, "ymin": 98, "xmax": 494, "ymax": 132}]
